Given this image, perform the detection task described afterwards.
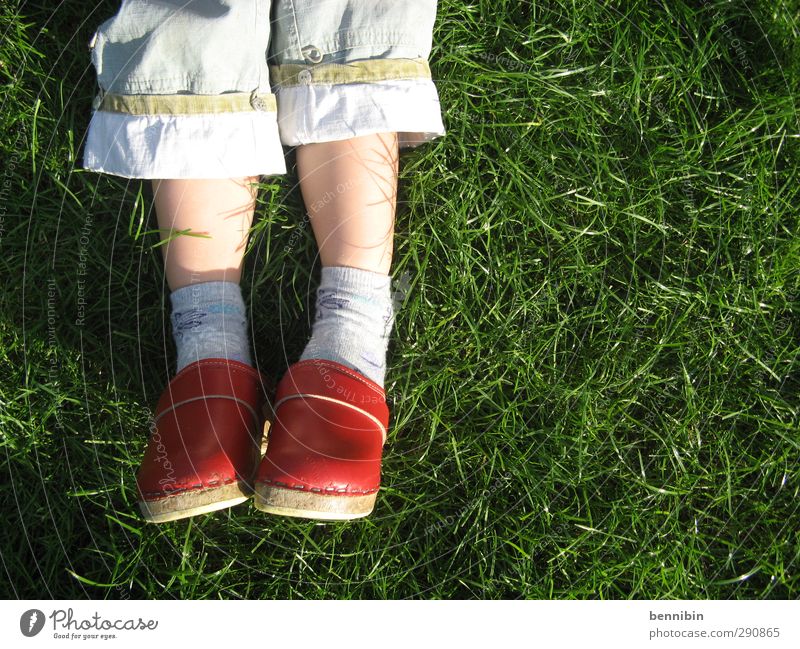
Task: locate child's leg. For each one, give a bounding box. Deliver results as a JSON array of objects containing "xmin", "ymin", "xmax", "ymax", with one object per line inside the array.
[
  {"xmin": 84, "ymin": 2, "xmax": 282, "ymax": 522},
  {"xmin": 153, "ymin": 178, "xmax": 258, "ymax": 290},
  {"xmin": 295, "ymin": 133, "xmax": 398, "ymax": 386},
  {"xmin": 153, "ymin": 177, "xmax": 259, "ymax": 371},
  {"xmin": 255, "ymin": 0, "xmax": 446, "ymax": 519},
  {"xmin": 296, "ymin": 133, "xmax": 397, "ymax": 275}
]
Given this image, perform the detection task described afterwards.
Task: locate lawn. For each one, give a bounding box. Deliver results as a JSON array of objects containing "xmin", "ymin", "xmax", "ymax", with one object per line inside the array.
[{"xmin": 0, "ymin": 0, "xmax": 798, "ymax": 598}]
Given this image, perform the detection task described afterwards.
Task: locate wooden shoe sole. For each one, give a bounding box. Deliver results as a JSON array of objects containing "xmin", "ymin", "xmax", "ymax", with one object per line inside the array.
[
  {"xmin": 139, "ymin": 483, "xmax": 251, "ymax": 523},
  {"xmin": 253, "ymin": 484, "xmax": 376, "ymax": 521}
]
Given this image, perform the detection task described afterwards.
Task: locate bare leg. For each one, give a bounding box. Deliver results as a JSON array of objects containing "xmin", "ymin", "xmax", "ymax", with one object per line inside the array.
[
  {"xmin": 296, "ymin": 133, "xmax": 398, "ymax": 274},
  {"xmin": 152, "ymin": 177, "xmax": 258, "ymax": 291}
]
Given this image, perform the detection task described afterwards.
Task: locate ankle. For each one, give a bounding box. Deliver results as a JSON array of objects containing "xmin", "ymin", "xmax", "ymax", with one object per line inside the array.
[{"xmin": 299, "ymin": 266, "xmax": 394, "ymax": 386}]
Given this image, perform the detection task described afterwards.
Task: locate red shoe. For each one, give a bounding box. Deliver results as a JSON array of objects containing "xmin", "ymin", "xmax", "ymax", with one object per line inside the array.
[
  {"xmin": 254, "ymin": 359, "xmax": 389, "ymax": 520},
  {"xmin": 136, "ymin": 358, "xmax": 271, "ymax": 523}
]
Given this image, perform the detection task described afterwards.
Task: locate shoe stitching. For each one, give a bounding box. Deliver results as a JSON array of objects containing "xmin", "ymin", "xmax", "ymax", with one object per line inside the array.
[
  {"xmin": 257, "ymin": 477, "xmax": 379, "ymax": 495},
  {"xmin": 140, "ymin": 476, "xmax": 240, "ymax": 499}
]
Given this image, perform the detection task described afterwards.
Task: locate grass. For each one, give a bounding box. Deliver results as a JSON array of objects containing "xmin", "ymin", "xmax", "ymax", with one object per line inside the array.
[{"xmin": 1, "ymin": 0, "xmax": 798, "ymax": 599}]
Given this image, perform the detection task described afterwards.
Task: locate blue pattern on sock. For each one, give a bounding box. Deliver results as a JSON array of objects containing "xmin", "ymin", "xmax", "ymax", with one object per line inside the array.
[
  {"xmin": 299, "ymin": 266, "xmax": 394, "ymax": 386},
  {"xmin": 169, "ymin": 281, "xmax": 252, "ymax": 372}
]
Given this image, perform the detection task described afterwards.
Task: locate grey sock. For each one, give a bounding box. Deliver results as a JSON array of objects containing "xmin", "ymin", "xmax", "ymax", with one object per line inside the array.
[
  {"xmin": 170, "ymin": 281, "xmax": 252, "ymax": 372},
  {"xmin": 300, "ymin": 266, "xmax": 394, "ymax": 386}
]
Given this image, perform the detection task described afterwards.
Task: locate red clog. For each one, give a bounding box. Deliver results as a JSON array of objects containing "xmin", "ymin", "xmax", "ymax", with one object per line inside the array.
[
  {"xmin": 136, "ymin": 358, "xmax": 271, "ymax": 523},
  {"xmin": 254, "ymin": 359, "xmax": 389, "ymax": 520}
]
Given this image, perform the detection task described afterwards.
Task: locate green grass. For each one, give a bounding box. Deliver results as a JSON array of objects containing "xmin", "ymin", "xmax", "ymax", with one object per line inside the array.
[{"xmin": 1, "ymin": 0, "xmax": 798, "ymax": 598}]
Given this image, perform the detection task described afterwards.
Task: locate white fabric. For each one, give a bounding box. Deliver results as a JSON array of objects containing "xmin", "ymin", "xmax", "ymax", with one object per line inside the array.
[
  {"xmin": 83, "ymin": 78, "xmax": 445, "ymax": 179},
  {"xmin": 84, "ymin": 111, "xmax": 287, "ymax": 179},
  {"xmin": 275, "ymin": 78, "xmax": 446, "ymax": 148}
]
